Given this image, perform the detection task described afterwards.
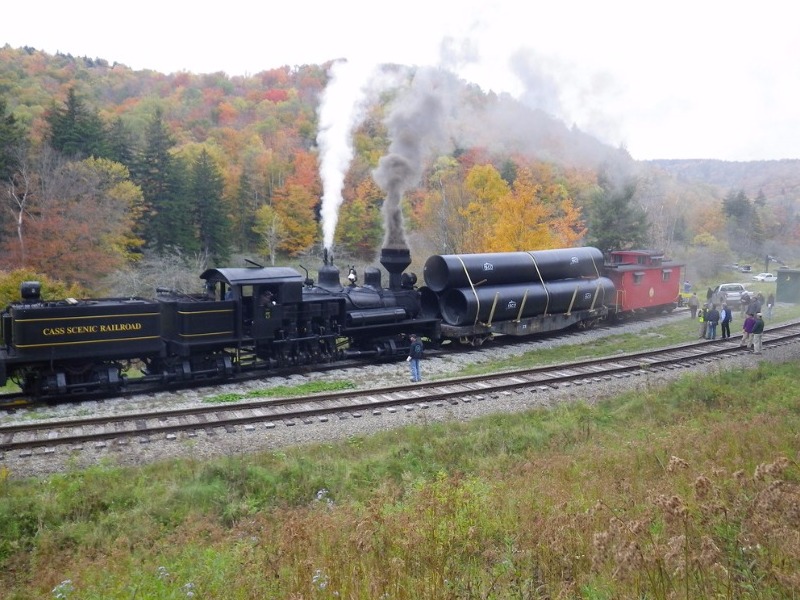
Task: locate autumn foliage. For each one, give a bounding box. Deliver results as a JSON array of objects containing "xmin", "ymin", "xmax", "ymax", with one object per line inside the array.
[{"xmin": 1, "ymin": 45, "xmax": 796, "ymax": 293}]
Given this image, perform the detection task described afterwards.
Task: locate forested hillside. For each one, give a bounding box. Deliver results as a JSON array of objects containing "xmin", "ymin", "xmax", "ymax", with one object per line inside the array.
[
  {"xmin": 1, "ymin": 44, "xmax": 799, "ymax": 294},
  {"xmin": 648, "ymin": 159, "xmax": 800, "ymax": 200}
]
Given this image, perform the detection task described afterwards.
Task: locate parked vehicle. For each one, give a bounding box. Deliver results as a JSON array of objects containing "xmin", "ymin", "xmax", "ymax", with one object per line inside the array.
[
  {"xmin": 752, "ymin": 273, "xmax": 777, "ymax": 282},
  {"xmin": 712, "ymin": 283, "xmax": 754, "ymax": 305}
]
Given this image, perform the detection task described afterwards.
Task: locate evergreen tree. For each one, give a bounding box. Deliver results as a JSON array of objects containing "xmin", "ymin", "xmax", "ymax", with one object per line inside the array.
[
  {"xmin": 0, "ymin": 97, "xmax": 26, "ymax": 181},
  {"xmin": 134, "ymin": 109, "xmax": 195, "ymax": 253},
  {"xmin": 234, "ymin": 169, "xmax": 259, "ymax": 252},
  {"xmin": 191, "ymin": 149, "xmax": 231, "ymax": 264},
  {"xmin": 585, "ymin": 175, "xmax": 649, "ymax": 254},
  {"xmin": 45, "ymin": 88, "xmax": 107, "ymax": 158},
  {"xmin": 105, "ymin": 117, "xmax": 136, "ymax": 168},
  {"xmin": 722, "ymin": 189, "xmax": 763, "ymax": 254},
  {"xmin": 722, "ymin": 189, "xmax": 753, "ymax": 222}
]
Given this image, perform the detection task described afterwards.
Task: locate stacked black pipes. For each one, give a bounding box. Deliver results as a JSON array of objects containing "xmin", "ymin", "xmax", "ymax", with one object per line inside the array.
[{"xmin": 420, "ymin": 247, "xmax": 616, "ymax": 326}]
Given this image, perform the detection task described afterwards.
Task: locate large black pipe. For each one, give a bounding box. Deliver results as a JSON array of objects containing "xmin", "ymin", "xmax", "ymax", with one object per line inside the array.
[
  {"xmin": 423, "ymin": 247, "xmax": 605, "ymax": 293},
  {"xmin": 439, "ymin": 277, "xmax": 616, "ymax": 326}
]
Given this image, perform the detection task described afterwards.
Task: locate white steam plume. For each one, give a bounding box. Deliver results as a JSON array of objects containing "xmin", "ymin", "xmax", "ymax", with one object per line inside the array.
[{"xmin": 317, "ymin": 59, "xmax": 390, "ymax": 252}]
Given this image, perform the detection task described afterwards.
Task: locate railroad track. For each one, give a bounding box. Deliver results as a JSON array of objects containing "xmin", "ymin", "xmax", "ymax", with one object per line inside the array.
[{"xmin": 3, "ymin": 322, "xmax": 799, "ymax": 456}]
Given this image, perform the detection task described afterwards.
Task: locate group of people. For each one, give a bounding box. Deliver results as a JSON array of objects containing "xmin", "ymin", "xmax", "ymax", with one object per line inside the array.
[
  {"xmin": 695, "ymin": 301, "xmax": 735, "ymax": 340},
  {"xmin": 740, "ymin": 291, "xmax": 775, "ymax": 320},
  {"xmin": 688, "ymin": 292, "xmax": 767, "ymax": 354},
  {"xmin": 740, "ymin": 311, "xmax": 766, "ymax": 354}
]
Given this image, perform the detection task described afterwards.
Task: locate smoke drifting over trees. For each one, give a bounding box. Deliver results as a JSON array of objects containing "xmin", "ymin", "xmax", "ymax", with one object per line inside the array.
[
  {"xmin": 373, "ymin": 68, "xmax": 452, "ymax": 249},
  {"xmin": 316, "ymin": 56, "xmax": 637, "ymax": 257}
]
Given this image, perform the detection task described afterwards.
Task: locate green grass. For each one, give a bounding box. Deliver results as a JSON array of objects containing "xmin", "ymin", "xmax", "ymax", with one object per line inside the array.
[{"xmin": 204, "ymin": 379, "xmax": 356, "ymax": 403}]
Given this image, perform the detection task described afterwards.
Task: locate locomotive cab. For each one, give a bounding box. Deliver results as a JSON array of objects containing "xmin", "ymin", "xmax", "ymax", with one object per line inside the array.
[
  {"xmin": 195, "ymin": 267, "xmax": 345, "ymax": 368},
  {"xmin": 195, "ymin": 267, "xmax": 304, "ymax": 343}
]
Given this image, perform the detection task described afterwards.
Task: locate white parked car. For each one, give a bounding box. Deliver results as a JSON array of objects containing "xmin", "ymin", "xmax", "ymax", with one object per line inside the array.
[{"xmin": 752, "ymin": 273, "xmax": 777, "ymax": 282}]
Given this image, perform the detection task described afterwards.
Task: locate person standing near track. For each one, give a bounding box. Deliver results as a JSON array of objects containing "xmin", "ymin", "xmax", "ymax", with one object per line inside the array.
[
  {"xmin": 698, "ymin": 305, "xmax": 708, "ymax": 339},
  {"xmin": 741, "ymin": 312, "xmax": 757, "ymax": 350},
  {"xmin": 751, "ymin": 313, "xmax": 765, "ymax": 354},
  {"xmin": 720, "ymin": 303, "xmax": 732, "ymax": 339},
  {"xmin": 687, "ymin": 292, "xmax": 699, "ymax": 319},
  {"xmin": 705, "ymin": 304, "xmax": 720, "ymax": 340},
  {"xmin": 407, "ymin": 334, "xmax": 424, "ymax": 382}
]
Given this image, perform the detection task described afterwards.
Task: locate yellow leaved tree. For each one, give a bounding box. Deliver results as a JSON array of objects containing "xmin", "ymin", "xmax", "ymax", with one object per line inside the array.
[
  {"xmin": 460, "ymin": 162, "xmax": 586, "ymax": 253},
  {"xmin": 459, "ymin": 164, "xmax": 510, "ymax": 252}
]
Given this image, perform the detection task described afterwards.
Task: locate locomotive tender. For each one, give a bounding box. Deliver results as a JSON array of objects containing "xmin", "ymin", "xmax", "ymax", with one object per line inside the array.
[{"xmin": 0, "ymin": 246, "xmax": 681, "ymax": 400}]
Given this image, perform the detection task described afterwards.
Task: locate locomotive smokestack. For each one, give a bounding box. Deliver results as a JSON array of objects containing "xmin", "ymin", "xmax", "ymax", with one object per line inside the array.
[{"xmin": 380, "ymin": 247, "xmax": 411, "ymax": 290}]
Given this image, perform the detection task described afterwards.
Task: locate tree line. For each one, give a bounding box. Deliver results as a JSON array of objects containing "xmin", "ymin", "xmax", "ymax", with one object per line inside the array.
[
  {"xmin": 4, "ymin": 46, "xmax": 787, "ymax": 296},
  {"xmin": 0, "ymin": 82, "xmax": 658, "ymax": 293}
]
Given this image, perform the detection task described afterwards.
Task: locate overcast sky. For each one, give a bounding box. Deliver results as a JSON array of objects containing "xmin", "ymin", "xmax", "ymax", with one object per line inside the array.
[{"xmin": 3, "ymin": 0, "xmax": 798, "ymax": 162}]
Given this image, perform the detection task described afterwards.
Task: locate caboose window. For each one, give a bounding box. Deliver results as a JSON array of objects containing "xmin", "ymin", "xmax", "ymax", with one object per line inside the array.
[
  {"xmin": 633, "ymin": 271, "xmax": 645, "ymax": 284},
  {"xmin": 662, "ymin": 269, "xmax": 672, "ymax": 282}
]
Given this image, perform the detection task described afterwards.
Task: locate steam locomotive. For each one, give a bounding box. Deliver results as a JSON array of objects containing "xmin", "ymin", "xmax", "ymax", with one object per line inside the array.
[{"xmin": 0, "ymin": 246, "xmax": 682, "ymax": 399}]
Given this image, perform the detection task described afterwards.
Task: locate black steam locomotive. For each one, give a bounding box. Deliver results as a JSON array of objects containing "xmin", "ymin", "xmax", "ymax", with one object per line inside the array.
[{"xmin": 0, "ymin": 245, "xmax": 674, "ymax": 400}]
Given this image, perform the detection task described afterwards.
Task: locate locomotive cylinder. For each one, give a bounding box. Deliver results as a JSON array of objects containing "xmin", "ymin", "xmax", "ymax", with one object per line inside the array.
[
  {"xmin": 439, "ymin": 277, "xmax": 616, "ymax": 326},
  {"xmin": 423, "ymin": 247, "xmax": 605, "ymax": 293}
]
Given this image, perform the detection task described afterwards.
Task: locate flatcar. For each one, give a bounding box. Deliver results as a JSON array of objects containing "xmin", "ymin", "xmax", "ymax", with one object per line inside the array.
[{"xmin": 418, "ymin": 246, "xmax": 615, "ymax": 345}]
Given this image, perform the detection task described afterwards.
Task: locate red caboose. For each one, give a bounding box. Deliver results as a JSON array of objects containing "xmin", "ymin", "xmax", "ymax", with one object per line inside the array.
[{"xmin": 604, "ymin": 250, "xmax": 683, "ymax": 316}]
